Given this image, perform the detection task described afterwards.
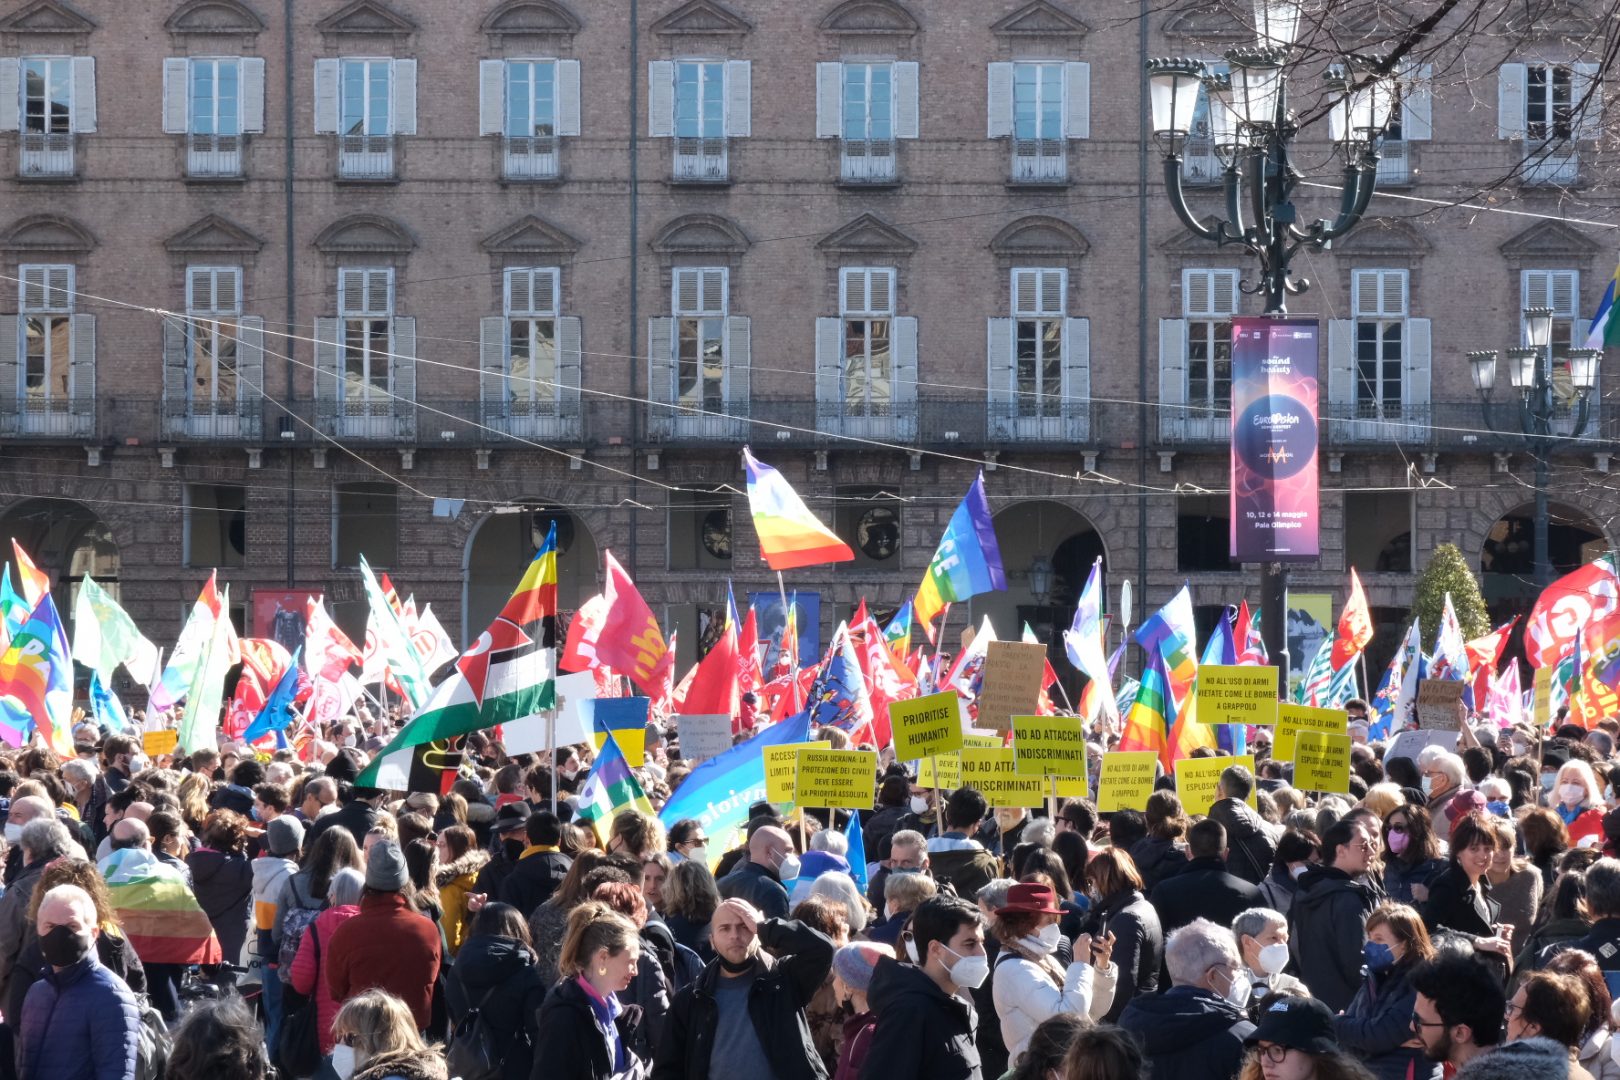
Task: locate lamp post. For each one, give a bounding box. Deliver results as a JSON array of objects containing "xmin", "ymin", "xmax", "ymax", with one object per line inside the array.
[
  {"xmin": 1467, "ymin": 310, "xmax": 1601, "ymax": 588},
  {"xmin": 1147, "ymin": 1, "xmax": 1399, "ymax": 687}
]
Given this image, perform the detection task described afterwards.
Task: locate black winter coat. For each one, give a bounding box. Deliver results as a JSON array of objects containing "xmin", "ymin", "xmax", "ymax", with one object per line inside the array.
[
  {"xmin": 861, "ymin": 805, "xmax": 909, "ymax": 866},
  {"xmin": 1090, "ymin": 888, "xmax": 1161, "ymax": 1023},
  {"xmin": 499, "ymin": 849, "xmax": 572, "ymax": 917},
  {"xmin": 1335, "ymin": 961, "xmax": 1442, "ymax": 1080},
  {"xmin": 1149, "ymin": 856, "xmax": 1263, "ymax": 936},
  {"xmin": 716, "ymin": 860, "xmax": 790, "ymax": 920},
  {"xmin": 1207, "ymin": 797, "xmax": 1280, "ymax": 886},
  {"xmin": 303, "ymin": 799, "xmax": 378, "ymax": 850},
  {"xmin": 446, "ymin": 934, "xmax": 547, "ymax": 1080},
  {"xmin": 1128, "ymin": 836, "xmax": 1190, "ymax": 893},
  {"xmin": 1290, "ymin": 865, "xmax": 1383, "ymax": 1012},
  {"xmin": 652, "ymin": 917, "xmax": 834, "ymax": 1080},
  {"xmin": 1421, "ymin": 864, "xmax": 1499, "ymax": 941},
  {"xmin": 535, "ymin": 973, "xmax": 644, "ymax": 1080},
  {"xmin": 1118, "ymin": 986, "xmax": 1254, "ymax": 1080},
  {"xmin": 858, "ymin": 957, "xmax": 981, "ymax": 1080},
  {"xmin": 186, "ymin": 847, "xmax": 254, "ymax": 962}
]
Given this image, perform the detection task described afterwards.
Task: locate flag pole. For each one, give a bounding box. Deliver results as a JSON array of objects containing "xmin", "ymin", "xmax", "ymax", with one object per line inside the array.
[{"xmin": 933, "ymin": 603, "xmax": 953, "ymax": 683}]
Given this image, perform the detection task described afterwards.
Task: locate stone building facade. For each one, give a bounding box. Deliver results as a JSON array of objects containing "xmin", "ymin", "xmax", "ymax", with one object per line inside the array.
[{"xmin": 0, "ymin": 0, "xmax": 1612, "ymax": 691}]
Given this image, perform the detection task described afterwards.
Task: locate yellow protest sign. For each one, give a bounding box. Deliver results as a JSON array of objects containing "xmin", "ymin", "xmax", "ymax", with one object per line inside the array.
[
  {"xmin": 916, "ymin": 734, "xmax": 1000, "ymax": 789},
  {"xmin": 795, "ymin": 748, "xmax": 878, "ymax": 809},
  {"xmin": 1197, "ymin": 665, "xmax": 1280, "ymax": 727},
  {"xmin": 765, "ymin": 742, "xmax": 815, "ymax": 803},
  {"xmin": 1294, "ymin": 731, "xmax": 1352, "ymax": 794},
  {"xmin": 1273, "ymin": 704, "xmax": 1347, "ymax": 762},
  {"xmin": 1097, "ymin": 751, "xmax": 1158, "ymax": 813},
  {"xmin": 890, "ymin": 692, "xmax": 964, "ymax": 761},
  {"xmin": 1533, "ymin": 665, "xmax": 1554, "ymax": 729},
  {"xmin": 960, "ymin": 747, "xmax": 1047, "ymax": 808},
  {"xmin": 143, "ymin": 729, "xmax": 179, "ymax": 757},
  {"xmin": 1012, "ymin": 715, "xmax": 1087, "ymax": 776},
  {"xmin": 1175, "ymin": 754, "xmax": 1256, "ymax": 817}
]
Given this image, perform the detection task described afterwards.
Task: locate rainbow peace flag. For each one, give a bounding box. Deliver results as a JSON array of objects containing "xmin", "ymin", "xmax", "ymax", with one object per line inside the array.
[
  {"xmin": 743, "ymin": 448, "xmax": 854, "ymax": 571},
  {"xmin": 0, "ymin": 594, "xmax": 73, "ymax": 754},
  {"xmin": 914, "ymin": 473, "xmax": 1006, "ymax": 628},
  {"xmin": 100, "ymin": 847, "xmax": 223, "ymax": 966},
  {"xmin": 575, "ymin": 735, "xmax": 655, "ymax": 843}
]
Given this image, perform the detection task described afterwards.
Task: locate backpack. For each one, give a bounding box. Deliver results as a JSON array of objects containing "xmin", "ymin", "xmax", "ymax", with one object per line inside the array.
[
  {"xmin": 277, "ymin": 879, "xmax": 327, "ymax": 977},
  {"xmin": 445, "ymin": 985, "xmax": 514, "ymax": 1080}
]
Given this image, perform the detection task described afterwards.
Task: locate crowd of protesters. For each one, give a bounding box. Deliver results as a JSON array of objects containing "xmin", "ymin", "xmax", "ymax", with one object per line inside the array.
[{"xmin": 7, "ymin": 700, "xmax": 1620, "ymax": 1080}]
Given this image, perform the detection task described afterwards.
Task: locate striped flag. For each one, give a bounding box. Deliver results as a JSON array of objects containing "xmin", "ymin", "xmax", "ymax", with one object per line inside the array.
[
  {"xmin": 99, "ymin": 847, "xmax": 223, "ymax": 965},
  {"xmin": 575, "ymin": 734, "xmax": 655, "ymax": 843},
  {"xmin": 914, "ymin": 473, "xmax": 1007, "ymax": 630},
  {"xmin": 1586, "ymin": 258, "xmax": 1620, "ymax": 349},
  {"xmin": 9, "ymin": 540, "xmax": 48, "ymax": 608},
  {"xmin": 1118, "ymin": 648, "xmax": 1213, "ymax": 771},
  {"xmin": 743, "ymin": 446, "xmax": 855, "ymax": 571},
  {"xmin": 360, "ymin": 557, "xmax": 430, "ymax": 708},
  {"xmin": 150, "ymin": 572, "xmax": 224, "ymax": 713}
]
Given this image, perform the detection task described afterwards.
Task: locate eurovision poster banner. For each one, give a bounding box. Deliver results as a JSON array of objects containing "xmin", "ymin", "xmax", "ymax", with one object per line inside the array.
[
  {"xmin": 1230, "ymin": 317, "xmax": 1320, "ymax": 563},
  {"xmin": 253, "ymin": 589, "xmax": 317, "ymax": 657}
]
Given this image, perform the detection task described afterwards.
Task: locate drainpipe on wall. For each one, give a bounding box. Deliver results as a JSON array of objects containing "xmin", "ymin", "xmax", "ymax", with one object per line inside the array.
[
  {"xmin": 627, "ymin": 0, "xmax": 641, "ymax": 585},
  {"xmin": 1135, "ymin": 0, "xmax": 1150, "ymax": 667},
  {"xmin": 284, "ymin": 0, "xmax": 297, "ymax": 588}
]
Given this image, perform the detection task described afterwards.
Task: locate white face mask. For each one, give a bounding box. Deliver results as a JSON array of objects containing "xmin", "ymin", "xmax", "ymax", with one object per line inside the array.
[
  {"xmin": 1257, "ymin": 942, "xmax": 1290, "ymax": 976},
  {"xmin": 1222, "ymin": 968, "xmax": 1253, "ymax": 1007},
  {"xmin": 910, "ymin": 795, "xmax": 930, "ymax": 815},
  {"xmin": 1561, "ymin": 783, "xmax": 1586, "ymax": 807},
  {"xmin": 942, "ymin": 945, "xmax": 990, "ymax": 990},
  {"xmin": 1032, "ymin": 923, "xmax": 1063, "ymax": 954},
  {"xmin": 686, "ymin": 845, "xmax": 707, "ymax": 866},
  {"xmin": 330, "ymin": 1044, "xmax": 357, "ymax": 1080},
  {"xmin": 776, "ymin": 852, "xmax": 802, "ymax": 881},
  {"xmin": 1290, "ymin": 863, "xmax": 1310, "ymax": 879},
  {"xmin": 3, "ymin": 822, "xmax": 20, "ymax": 845}
]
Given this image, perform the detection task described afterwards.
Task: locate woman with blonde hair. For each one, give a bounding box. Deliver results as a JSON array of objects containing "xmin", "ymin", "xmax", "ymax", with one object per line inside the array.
[
  {"xmin": 1484, "ymin": 814, "xmax": 1542, "ymax": 938},
  {"xmin": 329, "ymin": 988, "xmax": 447, "ymax": 1080},
  {"xmin": 175, "ymin": 771, "xmax": 212, "ymax": 831},
  {"xmin": 1553, "ymin": 759, "xmax": 1607, "ymax": 847},
  {"xmin": 534, "ymin": 901, "xmax": 646, "ymax": 1080},
  {"xmin": 1361, "ymin": 783, "xmax": 1405, "ymax": 825}
]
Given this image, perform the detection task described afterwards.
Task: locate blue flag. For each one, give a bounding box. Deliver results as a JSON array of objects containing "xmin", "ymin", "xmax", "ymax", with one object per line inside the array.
[
  {"xmin": 844, "ymin": 809, "xmax": 868, "ymax": 893},
  {"xmin": 659, "ymin": 712, "xmax": 812, "ymax": 856},
  {"xmin": 243, "ymin": 647, "xmax": 302, "ymax": 744},
  {"xmin": 89, "ymin": 672, "xmax": 128, "ymax": 734}
]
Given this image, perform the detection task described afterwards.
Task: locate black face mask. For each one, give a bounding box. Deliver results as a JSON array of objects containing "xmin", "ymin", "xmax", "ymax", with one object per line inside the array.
[
  {"xmin": 503, "ymin": 838, "xmax": 526, "ymax": 861},
  {"xmin": 39, "ymin": 925, "xmax": 93, "ymax": 968},
  {"xmin": 719, "ymin": 953, "xmax": 756, "ymax": 974}
]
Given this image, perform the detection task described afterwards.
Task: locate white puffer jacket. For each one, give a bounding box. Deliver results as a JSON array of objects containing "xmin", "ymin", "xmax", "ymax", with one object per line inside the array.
[{"xmin": 991, "ymin": 938, "xmax": 1118, "ymax": 1062}]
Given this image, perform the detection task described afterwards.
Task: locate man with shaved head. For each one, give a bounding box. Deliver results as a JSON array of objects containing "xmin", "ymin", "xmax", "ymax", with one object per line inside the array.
[
  {"xmin": 716, "ymin": 824, "xmax": 800, "ymax": 919},
  {"xmin": 17, "ymin": 884, "xmax": 141, "ymax": 1080}
]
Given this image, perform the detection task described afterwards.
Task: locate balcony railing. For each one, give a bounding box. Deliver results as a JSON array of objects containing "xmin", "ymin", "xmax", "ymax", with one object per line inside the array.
[
  {"xmin": 1376, "ymin": 139, "xmax": 1409, "ymax": 185},
  {"xmin": 163, "ymin": 398, "xmax": 263, "ymax": 440},
  {"xmin": 338, "ymin": 134, "xmax": 396, "ymax": 180},
  {"xmin": 19, "ymin": 132, "xmax": 74, "ymax": 178},
  {"xmin": 503, "ymin": 135, "xmax": 559, "ymax": 181},
  {"xmin": 646, "ymin": 404, "xmax": 750, "ymax": 442},
  {"xmin": 673, "ymin": 136, "xmax": 728, "ymax": 182},
  {"xmin": 840, "ymin": 139, "xmax": 897, "ymax": 184},
  {"xmin": 1182, "ymin": 137, "xmax": 1223, "ymax": 185},
  {"xmin": 1521, "ymin": 147, "xmax": 1580, "ymax": 186},
  {"xmin": 988, "ymin": 402, "xmax": 1092, "ymax": 443},
  {"xmin": 814, "ymin": 403, "xmax": 918, "ymax": 442},
  {"xmin": 1011, "ymin": 138, "xmax": 1066, "ymax": 184},
  {"xmin": 314, "ymin": 398, "xmax": 413, "ymax": 439},
  {"xmin": 1322, "ymin": 402, "xmax": 1429, "ymax": 444},
  {"xmin": 1157, "ymin": 406, "xmax": 1231, "ymax": 444},
  {"xmin": 0, "ymin": 397, "xmax": 94, "ymax": 437},
  {"xmin": 482, "ymin": 397, "xmax": 582, "ymax": 441},
  {"xmin": 187, "ymin": 133, "xmax": 243, "ymax": 178}
]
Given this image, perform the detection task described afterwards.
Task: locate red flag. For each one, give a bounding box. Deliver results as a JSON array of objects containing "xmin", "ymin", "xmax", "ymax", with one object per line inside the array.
[
  {"xmin": 736, "ymin": 606, "xmax": 762, "ymax": 699},
  {"xmin": 651, "ymin": 631, "xmax": 678, "ymax": 715},
  {"xmin": 1526, "ymin": 559, "xmax": 1620, "ymax": 668},
  {"xmin": 679, "ymin": 625, "xmax": 739, "ymax": 726},
  {"xmin": 378, "ymin": 573, "xmax": 404, "ymax": 617},
  {"xmin": 1331, "ymin": 569, "xmax": 1374, "ymax": 669},
  {"xmin": 305, "ymin": 597, "xmax": 362, "ymax": 682},
  {"xmin": 228, "ymin": 638, "xmax": 293, "ymax": 741},
  {"xmin": 593, "ymin": 552, "xmax": 674, "ymax": 696},
  {"xmin": 1465, "ymin": 619, "xmax": 1516, "ymax": 707},
  {"xmin": 561, "ymin": 593, "xmax": 608, "ymax": 673},
  {"xmin": 856, "ymin": 614, "xmax": 915, "ymax": 748}
]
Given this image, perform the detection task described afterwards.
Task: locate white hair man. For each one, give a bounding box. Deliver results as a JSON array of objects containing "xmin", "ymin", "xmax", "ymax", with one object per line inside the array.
[
  {"xmin": 1118, "ymin": 918, "xmax": 1256, "ymax": 1080},
  {"xmin": 0, "ymin": 815, "xmax": 75, "ymax": 1007},
  {"xmin": 16, "ymin": 883, "xmax": 142, "ymax": 1080},
  {"xmin": 1423, "ymin": 752, "xmax": 1468, "ymax": 843}
]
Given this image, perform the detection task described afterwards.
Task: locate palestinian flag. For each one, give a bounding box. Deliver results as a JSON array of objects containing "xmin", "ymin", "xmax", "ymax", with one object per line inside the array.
[
  {"xmin": 575, "ymin": 734, "xmax": 654, "ymax": 842},
  {"xmin": 358, "ymin": 524, "xmax": 559, "ymax": 791},
  {"xmin": 100, "ymin": 848, "xmax": 223, "ymax": 966}
]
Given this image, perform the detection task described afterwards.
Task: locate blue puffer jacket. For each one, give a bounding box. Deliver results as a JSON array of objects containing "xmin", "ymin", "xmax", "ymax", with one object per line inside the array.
[{"xmin": 17, "ymin": 952, "xmax": 140, "ymax": 1080}]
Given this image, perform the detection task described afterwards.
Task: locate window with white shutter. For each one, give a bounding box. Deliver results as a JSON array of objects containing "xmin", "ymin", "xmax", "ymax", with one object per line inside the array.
[
  {"xmin": 505, "ymin": 267, "xmax": 560, "ymax": 412},
  {"xmin": 1352, "ymin": 269, "xmax": 1407, "ymax": 416},
  {"xmin": 672, "ymin": 268, "xmax": 728, "ymax": 411},
  {"xmin": 170, "ymin": 57, "xmax": 261, "ymax": 176},
  {"xmin": 841, "ymin": 268, "xmax": 896, "ymax": 416},
  {"xmin": 1008, "ymin": 62, "xmax": 1068, "ymax": 182},
  {"xmin": 333, "ymin": 58, "xmax": 400, "ymax": 179},
  {"xmin": 1183, "ymin": 269, "xmax": 1238, "ymax": 416},
  {"xmin": 337, "ymin": 268, "xmax": 393, "ymax": 408},
  {"xmin": 835, "ymin": 61, "xmax": 908, "ymax": 182},
  {"xmin": 185, "ymin": 266, "xmax": 243, "ymax": 414},
  {"xmin": 16, "ymin": 56, "xmax": 82, "ymax": 176},
  {"xmin": 18, "ymin": 264, "xmax": 74, "ymax": 408},
  {"xmin": 1522, "ymin": 270, "xmax": 1581, "ymax": 356},
  {"xmin": 492, "ymin": 59, "xmax": 573, "ymax": 179},
  {"xmin": 1012, "ymin": 269, "xmax": 1066, "ymax": 419}
]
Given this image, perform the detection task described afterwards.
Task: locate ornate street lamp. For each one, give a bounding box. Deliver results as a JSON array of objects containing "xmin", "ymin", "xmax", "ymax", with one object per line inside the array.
[{"xmin": 1146, "ymin": 0, "xmax": 1400, "ymax": 682}]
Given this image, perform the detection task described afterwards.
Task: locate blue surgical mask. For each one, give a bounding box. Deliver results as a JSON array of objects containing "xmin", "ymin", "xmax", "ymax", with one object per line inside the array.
[
  {"xmin": 1070, "ymin": 892, "xmax": 1092, "ymax": 914},
  {"xmin": 1542, "ymin": 773, "xmax": 1557, "ymax": 792},
  {"xmin": 1362, "ymin": 941, "xmax": 1395, "ymax": 973},
  {"xmin": 1420, "ymin": 777, "xmax": 1433, "ymax": 797},
  {"xmin": 1486, "ymin": 800, "xmax": 1510, "ymax": 818}
]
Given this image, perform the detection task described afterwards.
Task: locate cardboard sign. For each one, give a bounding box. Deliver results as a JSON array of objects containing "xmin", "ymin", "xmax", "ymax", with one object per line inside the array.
[
  {"xmin": 143, "ymin": 729, "xmax": 179, "ymax": 757},
  {"xmin": 1174, "ymin": 754, "xmax": 1256, "ymax": 817},
  {"xmin": 676, "ymin": 713, "xmax": 733, "ymax": 761},
  {"xmin": 1386, "ymin": 729, "xmax": 1458, "ymax": 764},
  {"xmin": 1273, "ymin": 704, "xmax": 1347, "ymax": 762},
  {"xmin": 960, "ymin": 747, "xmax": 1047, "ymax": 808},
  {"xmin": 890, "ymin": 692, "xmax": 965, "ymax": 761},
  {"xmin": 1416, "ymin": 680, "xmax": 1466, "ymax": 730},
  {"xmin": 795, "ymin": 747, "xmax": 878, "ymax": 809},
  {"xmin": 1097, "ymin": 751, "xmax": 1159, "ymax": 813},
  {"xmin": 1293, "ymin": 731, "xmax": 1352, "ymax": 794},
  {"xmin": 1197, "ymin": 665, "xmax": 1280, "ymax": 727},
  {"xmin": 978, "ymin": 641, "xmax": 1049, "ymax": 732},
  {"xmin": 1012, "ymin": 715, "xmax": 1087, "ymax": 776},
  {"xmin": 765, "ymin": 742, "xmax": 816, "ymax": 803},
  {"xmin": 1533, "ymin": 665, "xmax": 1554, "ymax": 729}
]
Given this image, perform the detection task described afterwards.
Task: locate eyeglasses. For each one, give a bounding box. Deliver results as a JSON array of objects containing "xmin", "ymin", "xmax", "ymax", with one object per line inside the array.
[
  {"xmin": 1504, "ymin": 1000, "xmax": 1525, "ymax": 1019},
  {"xmin": 1410, "ymin": 1013, "xmax": 1449, "ymax": 1030},
  {"xmin": 1256, "ymin": 1044, "xmax": 1291, "ymax": 1064}
]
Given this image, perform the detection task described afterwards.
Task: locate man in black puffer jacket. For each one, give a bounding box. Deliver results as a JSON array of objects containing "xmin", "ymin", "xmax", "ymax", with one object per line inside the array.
[
  {"xmin": 1119, "ymin": 917, "xmax": 1256, "ymax": 1080},
  {"xmin": 498, "ymin": 810, "xmax": 571, "ymax": 916},
  {"xmin": 1291, "ymin": 818, "xmax": 1384, "ymax": 1011},
  {"xmin": 860, "ymin": 895, "xmax": 986, "ymax": 1080},
  {"xmin": 653, "ymin": 897, "xmax": 834, "ymax": 1080},
  {"xmin": 1206, "ymin": 765, "xmax": 1281, "ymax": 886}
]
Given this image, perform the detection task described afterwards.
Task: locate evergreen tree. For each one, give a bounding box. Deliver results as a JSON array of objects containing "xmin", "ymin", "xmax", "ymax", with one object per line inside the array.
[{"xmin": 1409, "ymin": 542, "xmax": 1491, "ymax": 651}]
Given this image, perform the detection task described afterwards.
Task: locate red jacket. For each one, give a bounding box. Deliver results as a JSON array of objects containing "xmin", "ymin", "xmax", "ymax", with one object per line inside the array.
[
  {"xmin": 324, "ymin": 891, "xmax": 442, "ymax": 1030},
  {"xmin": 834, "ymin": 1010, "xmax": 877, "ymax": 1080},
  {"xmin": 289, "ymin": 904, "xmax": 360, "ymax": 1054}
]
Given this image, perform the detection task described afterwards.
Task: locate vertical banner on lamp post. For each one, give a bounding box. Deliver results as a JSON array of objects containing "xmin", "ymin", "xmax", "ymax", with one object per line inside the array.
[{"xmin": 1230, "ymin": 317, "xmax": 1321, "ymax": 562}]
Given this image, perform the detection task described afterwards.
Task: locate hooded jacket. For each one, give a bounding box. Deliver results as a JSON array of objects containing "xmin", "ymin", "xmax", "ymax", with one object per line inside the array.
[
  {"xmin": 652, "ymin": 916, "xmax": 834, "ymax": 1080},
  {"xmin": 436, "ymin": 849, "xmax": 489, "ymax": 957},
  {"xmin": 926, "ymin": 835, "xmax": 1000, "ymax": 903},
  {"xmin": 445, "ymin": 933, "xmax": 547, "ymax": 1080},
  {"xmin": 16, "ymin": 951, "xmax": 141, "ymax": 1080},
  {"xmin": 1207, "ymin": 797, "xmax": 1281, "ymax": 886},
  {"xmin": 858, "ymin": 957, "xmax": 981, "ymax": 1080},
  {"xmin": 186, "ymin": 846, "xmax": 254, "ymax": 963},
  {"xmin": 1291, "ymin": 864, "xmax": 1383, "ymax": 1012},
  {"xmin": 500, "ymin": 845, "xmax": 573, "ymax": 917},
  {"xmin": 352, "ymin": 1048, "xmax": 451, "ymax": 1080},
  {"xmin": 1128, "ymin": 835, "xmax": 1190, "ymax": 893},
  {"xmin": 1336, "ymin": 960, "xmax": 1442, "ymax": 1080},
  {"xmin": 1149, "ymin": 856, "xmax": 1263, "ymax": 936},
  {"xmin": 1457, "ymin": 1037, "xmax": 1587, "ymax": 1080},
  {"xmin": 1118, "ymin": 985, "xmax": 1255, "ymax": 1080},
  {"xmin": 250, "ymin": 852, "xmax": 297, "ymax": 962}
]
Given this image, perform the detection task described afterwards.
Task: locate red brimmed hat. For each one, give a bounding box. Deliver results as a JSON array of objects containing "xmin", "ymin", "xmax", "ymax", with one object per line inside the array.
[{"xmin": 995, "ymin": 882, "xmax": 1064, "ymax": 917}]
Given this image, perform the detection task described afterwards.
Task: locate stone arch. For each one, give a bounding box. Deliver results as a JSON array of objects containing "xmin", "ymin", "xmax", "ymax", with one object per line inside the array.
[
  {"xmin": 480, "ymin": 0, "xmax": 582, "ymax": 35},
  {"xmin": 989, "ymin": 215, "xmax": 1090, "ymax": 258},
  {"xmin": 650, "ymin": 213, "xmax": 751, "ymax": 257},
  {"xmin": 0, "ymin": 214, "xmax": 96, "ymax": 256},
  {"xmin": 0, "ymin": 497, "xmax": 120, "ymax": 636},
  {"xmin": 164, "ymin": 0, "xmax": 266, "ymax": 34},
  {"xmin": 313, "ymin": 214, "xmax": 416, "ymax": 256},
  {"xmin": 460, "ymin": 498, "xmax": 605, "ymax": 644},
  {"xmin": 819, "ymin": 0, "xmax": 919, "ymax": 35}
]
